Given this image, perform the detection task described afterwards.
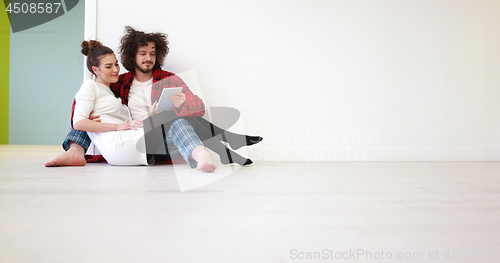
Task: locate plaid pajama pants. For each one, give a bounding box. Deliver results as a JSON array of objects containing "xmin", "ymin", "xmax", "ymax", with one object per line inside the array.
[{"xmin": 63, "ymin": 118, "xmax": 202, "ymax": 168}]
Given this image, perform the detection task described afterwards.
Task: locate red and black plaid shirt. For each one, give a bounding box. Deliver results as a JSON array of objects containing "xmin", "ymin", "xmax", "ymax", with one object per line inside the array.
[
  {"xmin": 71, "ymin": 69, "xmax": 205, "ymax": 164},
  {"xmin": 110, "ymin": 69, "xmax": 205, "ymax": 117}
]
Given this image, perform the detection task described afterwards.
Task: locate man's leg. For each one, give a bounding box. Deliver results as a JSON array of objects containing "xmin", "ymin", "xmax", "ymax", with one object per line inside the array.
[
  {"xmin": 45, "ymin": 128, "xmax": 91, "ymax": 167},
  {"xmin": 182, "ymin": 118, "xmax": 252, "ymax": 165},
  {"xmin": 146, "ymin": 112, "xmax": 262, "ymax": 150},
  {"xmin": 184, "ymin": 117, "xmax": 263, "ymax": 150},
  {"xmin": 166, "ymin": 118, "xmax": 217, "ymax": 172}
]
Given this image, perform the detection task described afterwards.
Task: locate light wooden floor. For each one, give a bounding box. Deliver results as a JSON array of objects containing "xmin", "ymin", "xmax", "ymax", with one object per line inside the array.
[{"xmin": 1, "ymin": 145, "xmax": 499, "ymax": 263}]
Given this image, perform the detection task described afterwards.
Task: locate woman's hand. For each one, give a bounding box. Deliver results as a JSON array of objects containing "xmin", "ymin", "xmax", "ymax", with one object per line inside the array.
[{"xmin": 116, "ymin": 120, "xmax": 143, "ymax": 131}]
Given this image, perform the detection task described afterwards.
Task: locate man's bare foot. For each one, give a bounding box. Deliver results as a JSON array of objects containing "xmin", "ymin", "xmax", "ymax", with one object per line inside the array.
[
  {"xmin": 191, "ymin": 145, "xmax": 217, "ymax": 172},
  {"xmin": 197, "ymin": 161, "xmax": 217, "ymax": 172},
  {"xmin": 45, "ymin": 142, "xmax": 87, "ymax": 167}
]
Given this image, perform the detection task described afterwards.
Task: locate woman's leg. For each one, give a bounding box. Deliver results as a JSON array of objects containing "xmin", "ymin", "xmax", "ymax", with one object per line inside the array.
[
  {"xmin": 184, "ymin": 117, "xmax": 263, "ymax": 150},
  {"xmin": 45, "ymin": 127, "xmax": 90, "ymax": 167}
]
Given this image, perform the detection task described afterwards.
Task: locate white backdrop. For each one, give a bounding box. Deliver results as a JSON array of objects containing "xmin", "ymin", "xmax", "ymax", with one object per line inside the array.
[{"xmin": 86, "ymin": 0, "xmax": 500, "ymax": 161}]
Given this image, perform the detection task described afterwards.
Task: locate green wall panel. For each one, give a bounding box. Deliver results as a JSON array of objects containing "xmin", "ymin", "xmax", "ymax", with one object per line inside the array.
[{"xmin": 0, "ymin": 2, "xmax": 10, "ymax": 144}]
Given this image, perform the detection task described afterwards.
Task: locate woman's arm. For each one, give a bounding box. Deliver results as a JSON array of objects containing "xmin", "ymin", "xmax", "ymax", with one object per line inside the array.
[
  {"xmin": 72, "ymin": 81, "xmax": 143, "ymax": 132},
  {"xmin": 73, "ymin": 118, "xmax": 143, "ymax": 132}
]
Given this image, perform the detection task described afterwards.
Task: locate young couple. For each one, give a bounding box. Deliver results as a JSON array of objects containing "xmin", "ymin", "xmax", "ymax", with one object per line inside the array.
[{"xmin": 45, "ymin": 26, "xmax": 262, "ymax": 172}]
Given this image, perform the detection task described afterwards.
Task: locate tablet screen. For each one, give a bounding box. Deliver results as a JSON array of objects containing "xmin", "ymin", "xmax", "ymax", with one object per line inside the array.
[{"xmin": 156, "ymin": 87, "xmax": 183, "ymax": 112}]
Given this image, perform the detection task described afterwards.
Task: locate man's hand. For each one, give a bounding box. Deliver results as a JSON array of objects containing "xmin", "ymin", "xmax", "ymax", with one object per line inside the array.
[
  {"xmin": 116, "ymin": 120, "xmax": 143, "ymax": 131},
  {"xmin": 89, "ymin": 111, "xmax": 101, "ymax": 122},
  {"xmin": 171, "ymin": 92, "xmax": 186, "ymax": 109},
  {"xmin": 140, "ymin": 101, "xmax": 160, "ymax": 121},
  {"xmin": 149, "ymin": 101, "xmax": 160, "ymax": 117}
]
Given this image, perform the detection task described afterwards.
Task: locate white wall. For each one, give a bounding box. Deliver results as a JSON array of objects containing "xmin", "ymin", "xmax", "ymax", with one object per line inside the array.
[{"xmin": 90, "ymin": 0, "xmax": 500, "ymax": 161}]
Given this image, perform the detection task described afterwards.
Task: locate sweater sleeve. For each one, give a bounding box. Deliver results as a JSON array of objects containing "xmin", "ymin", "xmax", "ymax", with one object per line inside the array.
[
  {"xmin": 73, "ymin": 81, "xmax": 96, "ymax": 126},
  {"xmin": 171, "ymin": 75, "xmax": 205, "ymax": 117}
]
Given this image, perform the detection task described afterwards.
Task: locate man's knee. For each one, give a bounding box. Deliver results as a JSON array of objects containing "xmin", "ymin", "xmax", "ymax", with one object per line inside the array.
[
  {"xmin": 171, "ymin": 118, "xmax": 190, "ymax": 129},
  {"xmin": 167, "ymin": 118, "xmax": 191, "ymax": 139}
]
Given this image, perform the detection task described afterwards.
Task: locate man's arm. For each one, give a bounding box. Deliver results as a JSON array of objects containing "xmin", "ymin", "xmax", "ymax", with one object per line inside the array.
[
  {"xmin": 168, "ymin": 73, "xmax": 205, "ymax": 117},
  {"xmin": 110, "ymin": 72, "xmax": 134, "ymax": 106}
]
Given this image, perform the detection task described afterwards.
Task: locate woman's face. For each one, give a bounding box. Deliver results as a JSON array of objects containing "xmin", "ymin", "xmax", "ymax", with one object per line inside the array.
[{"xmin": 93, "ymin": 54, "xmax": 119, "ymax": 86}]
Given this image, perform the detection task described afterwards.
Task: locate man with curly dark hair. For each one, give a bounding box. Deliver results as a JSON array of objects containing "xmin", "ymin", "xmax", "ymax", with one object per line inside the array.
[
  {"xmin": 46, "ymin": 26, "xmax": 262, "ymax": 167},
  {"xmin": 119, "ymin": 26, "xmax": 169, "ymax": 73}
]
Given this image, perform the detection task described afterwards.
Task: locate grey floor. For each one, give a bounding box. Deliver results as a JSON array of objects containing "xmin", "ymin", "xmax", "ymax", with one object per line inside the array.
[{"xmin": 1, "ymin": 145, "xmax": 499, "ymax": 263}]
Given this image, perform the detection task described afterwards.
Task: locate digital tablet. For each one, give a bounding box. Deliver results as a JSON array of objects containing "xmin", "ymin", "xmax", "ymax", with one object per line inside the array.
[{"xmin": 155, "ymin": 87, "xmax": 183, "ymax": 112}]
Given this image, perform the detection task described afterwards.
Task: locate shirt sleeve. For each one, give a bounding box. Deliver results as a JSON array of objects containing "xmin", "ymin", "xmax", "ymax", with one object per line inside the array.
[{"xmin": 72, "ymin": 81, "xmax": 96, "ymax": 126}]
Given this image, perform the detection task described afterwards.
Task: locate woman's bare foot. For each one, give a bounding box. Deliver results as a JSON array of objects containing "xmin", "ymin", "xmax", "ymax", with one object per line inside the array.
[
  {"xmin": 190, "ymin": 145, "xmax": 217, "ymax": 172},
  {"xmin": 45, "ymin": 142, "xmax": 87, "ymax": 167}
]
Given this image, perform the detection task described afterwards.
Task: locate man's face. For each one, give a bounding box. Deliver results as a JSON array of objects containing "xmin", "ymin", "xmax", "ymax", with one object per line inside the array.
[{"xmin": 135, "ymin": 41, "xmax": 156, "ymax": 74}]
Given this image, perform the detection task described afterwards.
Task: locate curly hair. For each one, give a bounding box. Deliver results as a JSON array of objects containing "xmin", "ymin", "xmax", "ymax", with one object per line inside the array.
[
  {"xmin": 81, "ymin": 40, "xmax": 114, "ymax": 75},
  {"xmin": 119, "ymin": 26, "xmax": 169, "ymax": 72}
]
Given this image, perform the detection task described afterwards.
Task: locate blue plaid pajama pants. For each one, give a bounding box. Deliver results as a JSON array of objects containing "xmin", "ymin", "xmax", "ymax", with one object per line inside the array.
[{"xmin": 63, "ymin": 118, "xmax": 202, "ymax": 168}]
